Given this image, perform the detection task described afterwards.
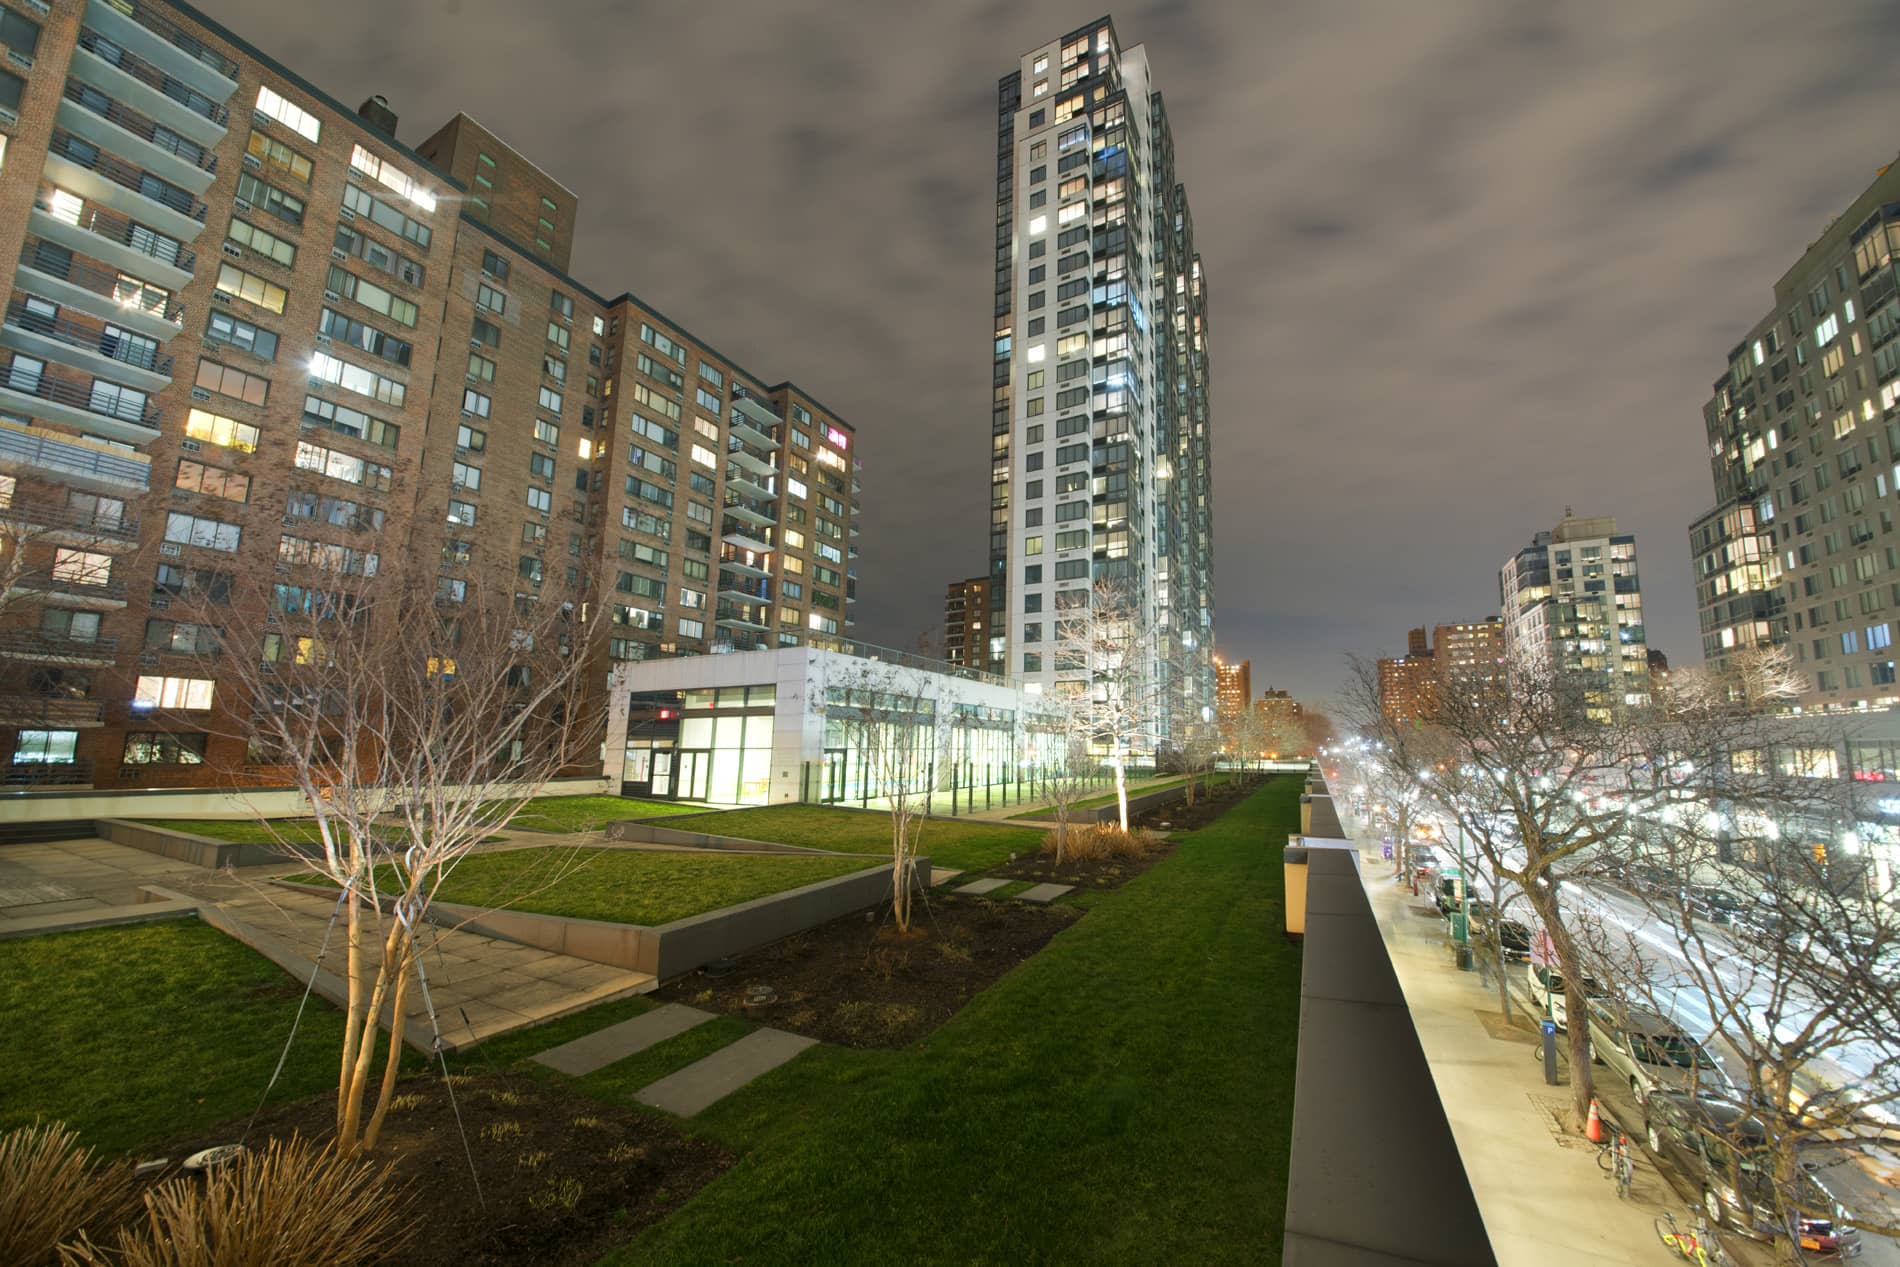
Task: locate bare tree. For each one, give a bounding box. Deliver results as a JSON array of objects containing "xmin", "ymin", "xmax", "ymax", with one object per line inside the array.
[
  {"xmin": 1177, "ymin": 718, "xmax": 1223, "ymax": 808},
  {"xmin": 824, "ymin": 656, "xmax": 941, "ymax": 933},
  {"xmin": 1224, "ymin": 703, "xmax": 1270, "ymax": 771},
  {"xmin": 1056, "ymin": 577, "xmax": 1158, "ymax": 832},
  {"xmin": 158, "ymin": 548, "xmax": 603, "ymax": 1156}
]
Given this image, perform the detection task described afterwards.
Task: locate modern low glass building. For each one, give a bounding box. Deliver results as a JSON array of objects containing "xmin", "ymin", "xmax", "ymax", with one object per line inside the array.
[{"xmin": 605, "ymin": 644, "xmax": 1065, "ymax": 807}]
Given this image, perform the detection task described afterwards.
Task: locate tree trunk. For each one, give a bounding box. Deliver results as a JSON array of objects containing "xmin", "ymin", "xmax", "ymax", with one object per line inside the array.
[
  {"xmin": 1114, "ymin": 758, "xmax": 1129, "ymax": 832},
  {"xmin": 1523, "ymin": 880, "xmax": 1595, "ymax": 1130},
  {"xmin": 337, "ymin": 892, "xmax": 364, "ymax": 1135},
  {"xmin": 360, "ymin": 942, "xmax": 414, "ymax": 1152}
]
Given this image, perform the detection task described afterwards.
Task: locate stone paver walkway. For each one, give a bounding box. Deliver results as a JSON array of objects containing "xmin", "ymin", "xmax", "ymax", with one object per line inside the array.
[
  {"xmin": 1014, "ymin": 883, "xmax": 1074, "ymax": 903},
  {"xmin": 152, "ymin": 869, "xmax": 654, "ymax": 1051},
  {"xmin": 955, "ymin": 877, "xmax": 1010, "ymax": 896},
  {"xmin": 0, "ymin": 838, "xmax": 217, "ymax": 920},
  {"xmin": 531, "ymin": 1003, "xmax": 713, "ymax": 1076},
  {"xmin": 634, "ymin": 1027, "xmax": 817, "ymax": 1118}
]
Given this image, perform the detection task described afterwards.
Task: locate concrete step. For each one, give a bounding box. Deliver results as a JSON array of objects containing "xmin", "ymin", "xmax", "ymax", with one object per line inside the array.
[{"xmin": 634, "ymin": 1027, "xmax": 818, "ymax": 1117}]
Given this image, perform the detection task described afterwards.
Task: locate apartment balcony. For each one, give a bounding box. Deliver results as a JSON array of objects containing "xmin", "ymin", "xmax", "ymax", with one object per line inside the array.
[
  {"xmin": 718, "ymin": 543, "xmax": 771, "ymax": 578},
  {"xmin": 58, "ymin": 81, "xmax": 219, "ymax": 195},
  {"xmin": 716, "ymin": 572, "xmax": 771, "ymax": 603},
  {"xmin": 2, "ymin": 759, "xmax": 96, "ymax": 787},
  {"xmin": 0, "ymin": 418, "xmax": 152, "ymax": 494},
  {"xmin": 0, "ymin": 696, "xmax": 109, "ymax": 727},
  {"xmin": 0, "ymin": 630, "xmax": 120, "ymax": 667},
  {"xmin": 714, "ymin": 603, "xmax": 770, "ymax": 632},
  {"xmin": 724, "ymin": 465, "xmax": 775, "ymax": 502},
  {"xmin": 728, "ymin": 389, "xmax": 781, "ymax": 449},
  {"xmin": 0, "ymin": 500, "xmax": 140, "ymax": 551},
  {"xmin": 44, "ymin": 131, "xmax": 209, "ymax": 243},
  {"xmin": 2, "ymin": 301, "xmax": 174, "ymax": 389},
  {"xmin": 30, "ymin": 193, "xmax": 195, "ymax": 290},
  {"xmin": 0, "ymin": 354, "xmax": 162, "ymax": 445},
  {"xmin": 724, "ymin": 433, "xmax": 775, "ymax": 479},
  {"xmin": 16, "ymin": 243, "xmax": 183, "ymax": 341},
  {"xmin": 721, "ymin": 493, "xmax": 776, "ymax": 529},
  {"xmin": 80, "ymin": 0, "xmax": 241, "ymax": 103},
  {"xmin": 721, "ymin": 526, "xmax": 772, "ymax": 555},
  {"xmin": 6, "ymin": 574, "xmax": 128, "ymax": 610},
  {"xmin": 70, "ymin": 28, "xmax": 230, "ymax": 150}
]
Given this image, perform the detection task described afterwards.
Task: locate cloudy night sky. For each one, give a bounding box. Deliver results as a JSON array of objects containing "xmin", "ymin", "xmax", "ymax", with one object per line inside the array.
[{"xmin": 198, "ymin": 0, "xmax": 1900, "ymax": 709}]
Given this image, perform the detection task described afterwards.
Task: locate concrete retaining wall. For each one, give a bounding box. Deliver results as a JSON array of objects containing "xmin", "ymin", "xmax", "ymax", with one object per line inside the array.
[
  {"xmin": 1017, "ymin": 781, "xmax": 1194, "ymax": 825},
  {"xmin": 603, "ymin": 819, "xmax": 836, "ymax": 855},
  {"xmin": 94, "ymin": 819, "xmax": 295, "ymax": 869},
  {"xmin": 0, "ymin": 776, "xmax": 613, "ymax": 825},
  {"xmin": 285, "ymin": 855, "xmax": 929, "ymax": 982}
]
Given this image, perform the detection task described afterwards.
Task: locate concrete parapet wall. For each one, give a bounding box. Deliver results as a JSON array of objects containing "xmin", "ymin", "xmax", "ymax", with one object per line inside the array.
[{"xmin": 603, "ymin": 819, "xmax": 836, "ymax": 855}]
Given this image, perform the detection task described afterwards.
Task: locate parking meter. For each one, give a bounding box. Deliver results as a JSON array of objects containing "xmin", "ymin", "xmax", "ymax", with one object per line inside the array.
[{"xmin": 1540, "ymin": 1019, "xmax": 1559, "ymax": 1086}]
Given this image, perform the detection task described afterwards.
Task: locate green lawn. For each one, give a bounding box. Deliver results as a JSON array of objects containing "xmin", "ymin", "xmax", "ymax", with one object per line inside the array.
[
  {"xmin": 288, "ymin": 847, "xmax": 877, "ymax": 927},
  {"xmin": 136, "ymin": 795, "xmax": 689, "ymax": 846},
  {"xmin": 0, "ymin": 920, "xmax": 352, "ymax": 1155},
  {"xmin": 675, "ymin": 804, "xmax": 1048, "ymax": 872},
  {"xmin": 591, "ymin": 773, "xmax": 1306, "ymax": 1264}
]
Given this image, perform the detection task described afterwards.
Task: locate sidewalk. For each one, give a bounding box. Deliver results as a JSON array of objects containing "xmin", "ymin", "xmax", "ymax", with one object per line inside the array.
[{"xmin": 1350, "ymin": 836, "xmax": 1697, "ymax": 1266}]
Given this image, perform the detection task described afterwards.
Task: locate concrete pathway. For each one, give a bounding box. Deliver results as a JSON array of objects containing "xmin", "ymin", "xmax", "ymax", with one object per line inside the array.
[
  {"xmin": 955, "ymin": 877, "xmax": 1010, "ymax": 896},
  {"xmin": 634, "ymin": 1027, "xmax": 817, "ymax": 1118},
  {"xmin": 1348, "ymin": 831, "xmax": 1724, "ymax": 1267},
  {"xmin": 531, "ymin": 1003, "xmax": 713, "ymax": 1076},
  {"xmin": 1015, "ymin": 883, "xmax": 1074, "ymax": 903},
  {"xmin": 149, "ymin": 868, "xmax": 654, "ymax": 1052},
  {"xmin": 0, "ymin": 838, "xmax": 217, "ymax": 918}
]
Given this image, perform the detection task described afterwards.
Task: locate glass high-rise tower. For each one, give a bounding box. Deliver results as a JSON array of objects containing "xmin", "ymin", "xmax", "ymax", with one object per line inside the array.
[{"xmin": 987, "ymin": 17, "xmax": 1215, "ymax": 747}]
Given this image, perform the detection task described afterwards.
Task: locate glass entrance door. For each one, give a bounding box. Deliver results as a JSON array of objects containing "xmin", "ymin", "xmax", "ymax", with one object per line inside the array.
[
  {"xmin": 674, "ymin": 749, "xmax": 712, "ymax": 802},
  {"xmin": 823, "ymin": 748, "xmax": 847, "ymax": 802}
]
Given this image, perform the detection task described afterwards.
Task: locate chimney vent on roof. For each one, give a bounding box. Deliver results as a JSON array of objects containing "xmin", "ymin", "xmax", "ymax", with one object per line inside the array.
[{"xmin": 357, "ymin": 95, "xmax": 398, "ymax": 136}]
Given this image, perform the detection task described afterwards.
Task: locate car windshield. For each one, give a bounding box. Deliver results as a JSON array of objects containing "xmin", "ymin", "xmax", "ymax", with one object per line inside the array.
[{"xmin": 1631, "ymin": 1034, "xmax": 1715, "ymax": 1069}]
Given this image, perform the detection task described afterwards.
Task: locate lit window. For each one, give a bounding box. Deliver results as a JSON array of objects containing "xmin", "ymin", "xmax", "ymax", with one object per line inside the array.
[
  {"xmin": 256, "ymin": 85, "xmax": 320, "ymax": 142},
  {"xmin": 133, "ymin": 675, "xmax": 216, "ymax": 710},
  {"xmin": 1026, "ymin": 345, "xmax": 1046, "ymax": 363},
  {"xmin": 350, "ymin": 144, "xmax": 437, "ymax": 213},
  {"xmin": 1028, "ymin": 215, "xmax": 1047, "ymax": 235}
]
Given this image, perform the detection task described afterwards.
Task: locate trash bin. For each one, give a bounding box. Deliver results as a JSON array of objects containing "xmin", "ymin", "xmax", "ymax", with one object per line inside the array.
[{"xmin": 1283, "ymin": 843, "xmax": 1310, "ymax": 940}]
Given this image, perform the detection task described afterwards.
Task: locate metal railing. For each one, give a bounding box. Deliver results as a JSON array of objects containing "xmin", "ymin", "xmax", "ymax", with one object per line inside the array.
[
  {"xmin": 0, "ymin": 354, "xmax": 163, "ymax": 430},
  {"xmin": 0, "ymin": 499, "xmax": 139, "ymax": 540},
  {"xmin": 33, "ymin": 194, "xmax": 195, "ymax": 271},
  {"xmin": 10, "ymin": 574, "xmax": 128, "ymax": 603},
  {"xmin": 3, "ymin": 302, "xmax": 174, "ymax": 376},
  {"xmin": 47, "ymin": 131, "xmax": 208, "ymax": 223},
  {"xmin": 17, "ymin": 244, "xmax": 183, "ymax": 323},
  {"xmin": 0, "ymin": 629, "xmax": 120, "ymax": 659},
  {"xmin": 0, "ymin": 418, "xmax": 153, "ymax": 489},
  {"xmin": 62, "ymin": 82, "xmax": 217, "ymax": 176},
  {"xmin": 0, "ymin": 696, "xmax": 108, "ymax": 725},
  {"xmin": 1, "ymin": 759, "xmax": 96, "ymax": 786},
  {"xmin": 94, "ymin": 0, "xmax": 240, "ymax": 82}
]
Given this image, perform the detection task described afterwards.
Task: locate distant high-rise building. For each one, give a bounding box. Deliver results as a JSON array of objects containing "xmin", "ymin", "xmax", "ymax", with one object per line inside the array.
[
  {"xmin": 1692, "ymin": 154, "xmax": 1900, "ymax": 709},
  {"xmin": 1500, "ymin": 512, "xmax": 1650, "ymax": 720},
  {"xmin": 1377, "ymin": 638, "xmax": 1437, "ymax": 726},
  {"xmin": 942, "ymin": 575, "xmax": 993, "ymax": 671},
  {"xmin": 1214, "ymin": 656, "xmax": 1251, "ymax": 731},
  {"xmin": 1432, "ymin": 618, "xmax": 1505, "ymax": 703},
  {"xmin": 989, "ymin": 18, "xmax": 1214, "ymax": 746}
]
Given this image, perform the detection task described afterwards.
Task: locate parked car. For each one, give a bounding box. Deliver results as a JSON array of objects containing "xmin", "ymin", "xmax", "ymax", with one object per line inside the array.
[
  {"xmin": 1628, "ymin": 863, "xmax": 1682, "ymax": 899},
  {"xmin": 1526, "ymin": 963, "xmax": 1605, "ymax": 1031},
  {"xmin": 1643, "ymin": 1091, "xmax": 1861, "ymax": 1257},
  {"xmin": 1687, "ymin": 886, "xmax": 1747, "ymax": 926},
  {"xmin": 1466, "ymin": 900, "xmax": 1533, "ymax": 961},
  {"xmin": 1584, "ymin": 1002, "xmax": 1726, "ymax": 1104},
  {"xmin": 1433, "ymin": 872, "xmax": 1465, "ymax": 917}
]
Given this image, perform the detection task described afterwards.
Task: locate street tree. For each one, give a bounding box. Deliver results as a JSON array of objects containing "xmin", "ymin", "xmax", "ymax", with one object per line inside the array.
[
  {"xmin": 158, "ymin": 549, "xmax": 603, "ymax": 1156},
  {"xmin": 1057, "ymin": 576, "xmax": 1159, "ymax": 831}
]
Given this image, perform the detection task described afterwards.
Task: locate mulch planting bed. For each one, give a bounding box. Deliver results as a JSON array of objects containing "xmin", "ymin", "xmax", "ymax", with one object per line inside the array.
[
  {"xmin": 148, "ymin": 1072, "xmax": 730, "ymax": 1267},
  {"xmin": 1129, "ymin": 779, "xmax": 1261, "ymax": 833},
  {"xmin": 984, "ymin": 837, "xmax": 1177, "ymax": 890},
  {"xmin": 654, "ymin": 893, "xmax": 1079, "ymax": 1048}
]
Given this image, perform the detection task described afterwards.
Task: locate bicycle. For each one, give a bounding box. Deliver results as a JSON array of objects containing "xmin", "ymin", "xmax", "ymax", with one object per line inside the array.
[
  {"xmin": 1595, "ymin": 1130, "xmax": 1634, "ymax": 1200},
  {"xmin": 1656, "ymin": 1208, "xmax": 1725, "ymax": 1265}
]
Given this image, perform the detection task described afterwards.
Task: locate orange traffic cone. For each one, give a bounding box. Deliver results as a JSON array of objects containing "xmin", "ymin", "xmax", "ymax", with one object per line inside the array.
[{"xmin": 1585, "ymin": 1098, "xmax": 1603, "ymax": 1144}]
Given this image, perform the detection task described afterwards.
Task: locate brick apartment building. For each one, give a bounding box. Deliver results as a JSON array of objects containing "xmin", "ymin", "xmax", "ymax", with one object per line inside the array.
[
  {"xmin": 0, "ymin": 0, "xmax": 859, "ymax": 788},
  {"xmin": 941, "ymin": 574, "xmax": 990, "ymax": 672}
]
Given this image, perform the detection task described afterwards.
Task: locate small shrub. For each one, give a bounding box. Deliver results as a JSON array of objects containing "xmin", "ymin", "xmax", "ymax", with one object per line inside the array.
[
  {"xmin": 1041, "ymin": 823, "xmax": 1161, "ymax": 862},
  {"xmin": 480, "ymin": 1121, "xmax": 523, "ymax": 1145},
  {"xmin": 569, "ymin": 1115, "xmax": 605, "ymax": 1130},
  {"xmin": 606, "ymin": 1143, "xmax": 646, "ymax": 1164},
  {"xmin": 0, "ymin": 1120, "xmax": 134, "ymax": 1267},
  {"xmin": 528, "ymin": 1176, "xmax": 583, "ymax": 1214},
  {"xmin": 867, "ymin": 947, "xmax": 911, "ymax": 981},
  {"xmin": 485, "ymin": 1089, "xmax": 524, "ymax": 1108},
  {"xmin": 516, "ymin": 1150, "xmax": 551, "ymax": 1173},
  {"xmin": 834, "ymin": 1001, "xmax": 922, "ymax": 1042},
  {"xmin": 935, "ymin": 939, "xmax": 974, "ymax": 964},
  {"xmin": 387, "ymin": 1094, "xmax": 425, "ymax": 1112},
  {"xmin": 62, "ymin": 1135, "xmax": 412, "ymax": 1267}
]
